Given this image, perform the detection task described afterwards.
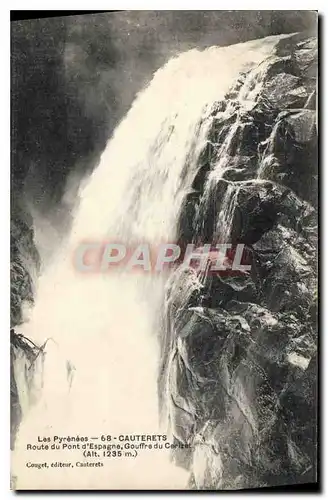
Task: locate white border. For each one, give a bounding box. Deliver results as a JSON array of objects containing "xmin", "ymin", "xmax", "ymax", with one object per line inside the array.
[{"xmin": 1, "ymin": 4, "xmax": 325, "ymax": 499}]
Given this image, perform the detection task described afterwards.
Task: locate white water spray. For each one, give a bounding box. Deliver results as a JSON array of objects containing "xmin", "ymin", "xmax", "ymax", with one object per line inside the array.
[{"xmin": 12, "ymin": 36, "xmax": 286, "ymax": 489}]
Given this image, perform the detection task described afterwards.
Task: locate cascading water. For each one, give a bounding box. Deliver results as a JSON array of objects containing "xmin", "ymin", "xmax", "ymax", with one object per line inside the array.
[{"xmin": 12, "ymin": 35, "xmax": 291, "ymax": 489}]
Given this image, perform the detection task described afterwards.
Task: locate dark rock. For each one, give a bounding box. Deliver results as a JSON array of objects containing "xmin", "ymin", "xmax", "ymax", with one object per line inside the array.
[
  {"xmin": 304, "ymin": 91, "xmax": 316, "ymax": 110},
  {"xmin": 282, "ymin": 109, "xmax": 316, "ymax": 143},
  {"xmin": 293, "ymin": 38, "xmax": 318, "ymax": 79},
  {"xmin": 10, "ymin": 202, "xmax": 41, "ymax": 449},
  {"xmin": 11, "ymin": 203, "xmax": 40, "ymax": 327},
  {"xmin": 164, "ymin": 33, "xmax": 317, "ymax": 488},
  {"xmin": 265, "ymin": 55, "xmax": 299, "ymax": 79}
]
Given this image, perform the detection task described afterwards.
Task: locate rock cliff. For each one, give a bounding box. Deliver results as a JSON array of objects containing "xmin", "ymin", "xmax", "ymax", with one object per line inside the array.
[{"xmin": 160, "ymin": 33, "xmax": 317, "ymax": 489}]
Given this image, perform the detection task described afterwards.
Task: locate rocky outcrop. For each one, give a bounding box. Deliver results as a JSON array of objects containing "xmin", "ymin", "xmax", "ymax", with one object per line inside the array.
[
  {"xmin": 161, "ymin": 33, "xmax": 317, "ymax": 489},
  {"xmin": 11, "ymin": 203, "xmax": 40, "ymax": 327},
  {"xmin": 10, "ymin": 202, "xmax": 41, "ymax": 448}
]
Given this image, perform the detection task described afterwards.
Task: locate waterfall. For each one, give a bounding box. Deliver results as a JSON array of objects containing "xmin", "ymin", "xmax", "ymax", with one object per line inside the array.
[{"xmin": 12, "ymin": 35, "xmax": 290, "ymax": 489}]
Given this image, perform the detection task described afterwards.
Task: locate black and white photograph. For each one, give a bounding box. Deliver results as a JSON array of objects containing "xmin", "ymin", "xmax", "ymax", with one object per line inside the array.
[{"xmin": 10, "ymin": 10, "xmax": 318, "ymax": 490}]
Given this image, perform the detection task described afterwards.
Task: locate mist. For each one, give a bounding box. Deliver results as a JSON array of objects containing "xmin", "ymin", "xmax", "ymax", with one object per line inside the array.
[{"xmin": 11, "ymin": 10, "xmax": 317, "ymax": 223}]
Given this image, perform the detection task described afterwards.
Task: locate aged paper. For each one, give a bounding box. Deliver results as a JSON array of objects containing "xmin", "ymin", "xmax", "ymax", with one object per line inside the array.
[{"xmin": 11, "ymin": 11, "xmax": 318, "ymax": 490}]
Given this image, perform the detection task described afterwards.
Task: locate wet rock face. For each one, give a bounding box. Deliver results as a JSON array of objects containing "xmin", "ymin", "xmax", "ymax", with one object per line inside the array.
[
  {"xmin": 163, "ymin": 34, "xmax": 317, "ymax": 489},
  {"xmin": 10, "ymin": 203, "xmax": 40, "ymax": 448},
  {"xmin": 11, "ymin": 204, "xmax": 40, "ymax": 327}
]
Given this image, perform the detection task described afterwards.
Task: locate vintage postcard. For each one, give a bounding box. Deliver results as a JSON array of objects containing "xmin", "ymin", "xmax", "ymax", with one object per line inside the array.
[{"xmin": 10, "ymin": 10, "xmax": 318, "ymax": 490}]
